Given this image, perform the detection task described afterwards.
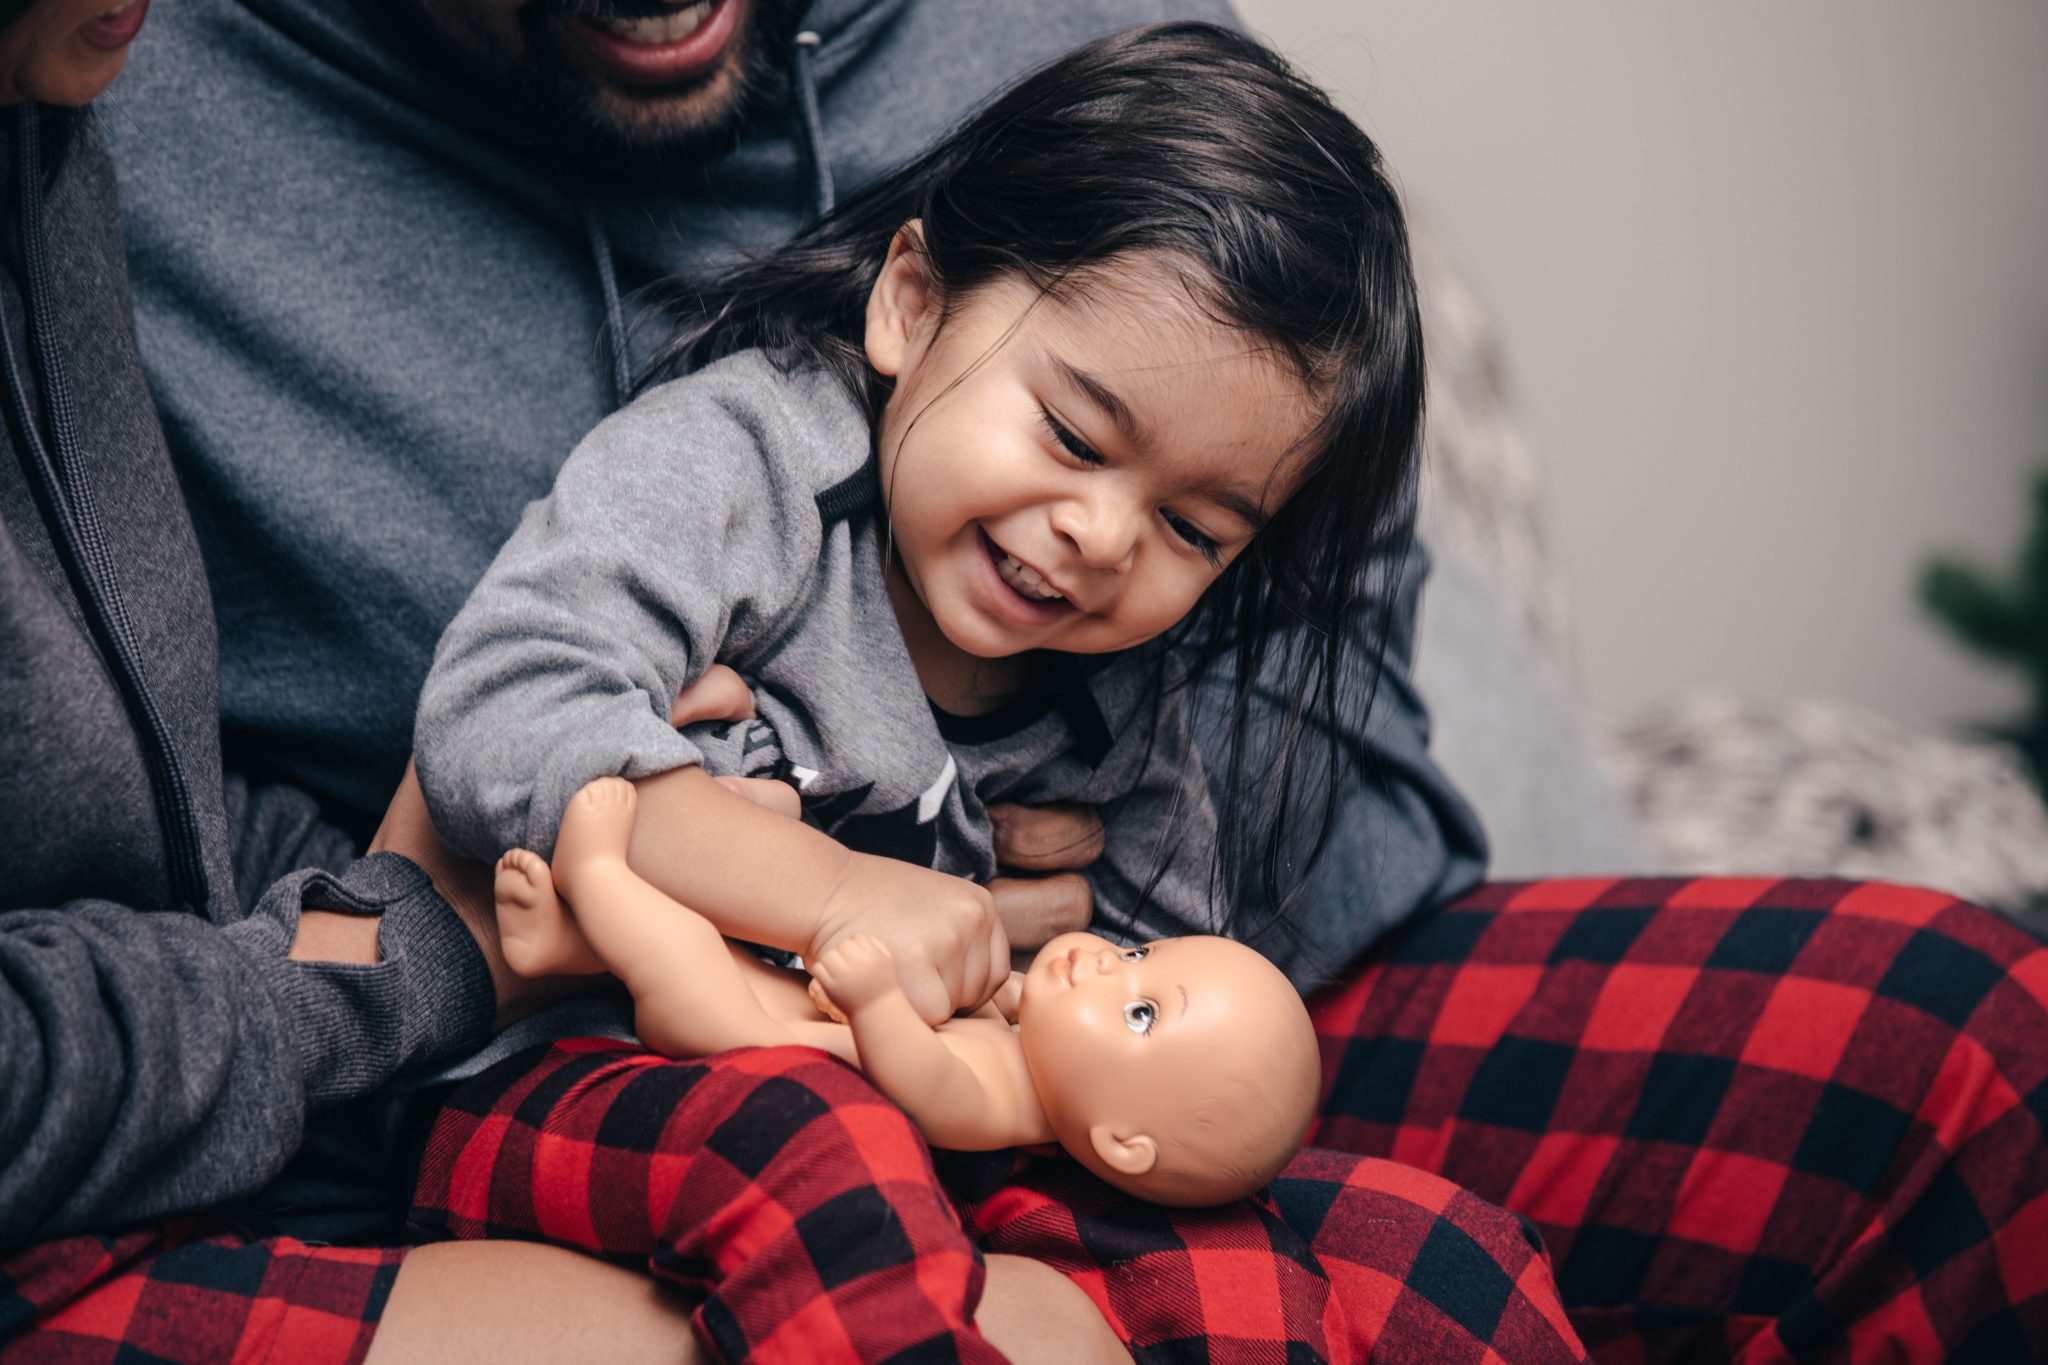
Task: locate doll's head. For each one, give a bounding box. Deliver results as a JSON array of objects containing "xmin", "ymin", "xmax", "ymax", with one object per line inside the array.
[
  {"xmin": 1015, "ymin": 931, "xmax": 1320, "ymax": 1207},
  {"xmin": 654, "ymin": 22, "xmax": 1425, "ymax": 933}
]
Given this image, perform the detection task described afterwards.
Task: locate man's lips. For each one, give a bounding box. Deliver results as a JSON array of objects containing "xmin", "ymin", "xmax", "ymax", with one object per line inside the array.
[
  {"xmin": 81, "ymin": 0, "xmax": 148, "ymax": 50},
  {"xmin": 558, "ymin": 0, "xmax": 743, "ymax": 88}
]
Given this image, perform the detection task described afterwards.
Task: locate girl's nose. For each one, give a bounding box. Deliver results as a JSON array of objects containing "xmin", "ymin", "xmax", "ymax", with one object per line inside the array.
[{"xmin": 1051, "ymin": 489, "xmax": 1140, "ymax": 573}]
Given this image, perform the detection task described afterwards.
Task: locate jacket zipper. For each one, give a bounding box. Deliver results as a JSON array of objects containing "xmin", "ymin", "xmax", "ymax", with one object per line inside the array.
[{"xmin": 1, "ymin": 104, "xmax": 211, "ymax": 912}]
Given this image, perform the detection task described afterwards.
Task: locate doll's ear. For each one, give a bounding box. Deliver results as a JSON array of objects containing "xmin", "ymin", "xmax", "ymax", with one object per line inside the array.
[{"xmin": 1087, "ymin": 1125, "xmax": 1158, "ymax": 1179}]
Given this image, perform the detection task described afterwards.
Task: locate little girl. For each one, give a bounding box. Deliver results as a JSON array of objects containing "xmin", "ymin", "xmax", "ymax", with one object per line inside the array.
[{"xmin": 414, "ymin": 21, "xmax": 1423, "ymax": 1038}]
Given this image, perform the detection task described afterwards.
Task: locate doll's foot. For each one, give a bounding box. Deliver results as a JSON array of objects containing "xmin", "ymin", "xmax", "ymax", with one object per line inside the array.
[
  {"xmin": 552, "ymin": 776, "xmax": 639, "ymax": 907},
  {"xmin": 495, "ymin": 849, "xmax": 606, "ymax": 977}
]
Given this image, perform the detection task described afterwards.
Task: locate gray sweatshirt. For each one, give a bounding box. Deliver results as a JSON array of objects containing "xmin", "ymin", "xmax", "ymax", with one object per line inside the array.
[{"xmin": 417, "ymin": 353, "xmax": 1225, "ymax": 942}]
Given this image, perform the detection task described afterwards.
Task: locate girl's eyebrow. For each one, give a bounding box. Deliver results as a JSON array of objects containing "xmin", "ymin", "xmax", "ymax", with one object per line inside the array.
[{"xmin": 1053, "ymin": 358, "xmax": 1145, "ymax": 446}]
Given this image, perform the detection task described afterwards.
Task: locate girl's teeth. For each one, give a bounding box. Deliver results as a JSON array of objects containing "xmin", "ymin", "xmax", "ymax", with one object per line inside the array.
[
  {"xmin": 601, "ymin": 1, "xmax": 710, "ymax": 44},
  {"xmin": 997, "ymin": 551, "xmax": 1063, "ymax": 602}
]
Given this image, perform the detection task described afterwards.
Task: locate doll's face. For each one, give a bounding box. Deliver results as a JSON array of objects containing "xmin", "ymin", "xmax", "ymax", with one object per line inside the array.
[
  {"xmin": 864, "ymin": 230, "xmax": 1318, "ymax": 662},
  {"xmin": 1015, "ymin": 931, "xmax": 1319, "ymax": 1204}
]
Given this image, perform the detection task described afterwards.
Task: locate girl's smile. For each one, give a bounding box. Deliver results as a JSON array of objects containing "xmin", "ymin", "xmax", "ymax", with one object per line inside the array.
[{"xmin": 863, "ymin": 232, "xmax": 1317, "ymax": 694}]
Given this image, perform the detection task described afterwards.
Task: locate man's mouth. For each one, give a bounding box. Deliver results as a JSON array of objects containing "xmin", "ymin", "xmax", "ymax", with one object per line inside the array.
[
  {"xmin": 588, "ymin": 0, "xmax": 711, "ymax": 44},
  {"xmin": 555, "ymin": 0, "xmax": 744, "ymax": 88}
]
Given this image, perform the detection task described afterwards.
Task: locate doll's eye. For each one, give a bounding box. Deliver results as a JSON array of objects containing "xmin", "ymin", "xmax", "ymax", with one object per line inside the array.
[
  {"xmin": 1119, "ymin": 947, "xmax": 1149, "ymax": 963},
  {"xmin": 1123, "ymin": 1000, "xmax": 1157, "ymax": 1034}
]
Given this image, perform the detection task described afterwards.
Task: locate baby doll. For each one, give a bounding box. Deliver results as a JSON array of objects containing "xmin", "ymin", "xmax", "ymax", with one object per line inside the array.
[{"xmin": 497, "ymin": 776, "xmax": 1322, "ymax": 1208}]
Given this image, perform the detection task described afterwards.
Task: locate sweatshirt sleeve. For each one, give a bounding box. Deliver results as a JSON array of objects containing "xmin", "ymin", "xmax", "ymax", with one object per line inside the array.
[
  {"xmin": 415, "ymin": 368, "xmax": 835, "ymax": 863},
  {"xmin": 0, "ymin": 853, "xmax": 493, "ymax": 1254}
]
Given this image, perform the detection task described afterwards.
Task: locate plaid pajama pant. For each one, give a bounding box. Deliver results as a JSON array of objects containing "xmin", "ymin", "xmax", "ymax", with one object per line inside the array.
[{"xmin": 7, "ymin": 877, "xmax": 2044, "ymax": 1363}]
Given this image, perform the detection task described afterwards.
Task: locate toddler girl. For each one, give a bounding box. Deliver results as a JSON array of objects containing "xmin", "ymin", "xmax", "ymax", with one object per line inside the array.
[{"xmin": 414, "ymin": 20, "xmax": 1423, "ymax": 1048}]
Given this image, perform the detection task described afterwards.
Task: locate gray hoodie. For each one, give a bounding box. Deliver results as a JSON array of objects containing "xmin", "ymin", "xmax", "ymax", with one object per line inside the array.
[{"xmin": 104, "ymin": 0, "xmax": 1485, "ymax": 974}]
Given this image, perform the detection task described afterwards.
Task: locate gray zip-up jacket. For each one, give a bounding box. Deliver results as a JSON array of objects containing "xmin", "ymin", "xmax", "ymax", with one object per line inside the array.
[{"xmin": 0, "ymin": 106, "xmax": 492, "ymax": 1255}]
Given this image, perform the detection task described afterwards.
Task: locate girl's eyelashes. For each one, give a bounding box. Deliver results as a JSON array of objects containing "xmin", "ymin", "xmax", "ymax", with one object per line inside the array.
[
  {"xmin": 1040, "ymin": 409, "xmax": 1104, "ymax": 466},
  {"xmin": 1042, "ymin": 409, "xmax": 1226, "ymax": 567},
  {"xmin": 1165, "ymin": 511, "xmax": 1223, "ymax": 566}
]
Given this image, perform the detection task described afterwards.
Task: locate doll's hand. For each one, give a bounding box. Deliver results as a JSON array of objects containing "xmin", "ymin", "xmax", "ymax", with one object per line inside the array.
[
  {"xmin": 808, "ymin": 933, "xmax": 901, "ymax": 1016},
  {"xmin": 809, "ymin": 852, "xmax": 1008, "ymax": 1026}
]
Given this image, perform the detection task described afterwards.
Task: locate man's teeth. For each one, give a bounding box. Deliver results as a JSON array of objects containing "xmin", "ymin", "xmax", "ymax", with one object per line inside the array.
[
  {"xmin": 600, "ymin": 0, "xmax": 710, "ymax": 44},
  {"xmin": 996, "ymin": 551, "xmax": 1064, "ymax": 602}
]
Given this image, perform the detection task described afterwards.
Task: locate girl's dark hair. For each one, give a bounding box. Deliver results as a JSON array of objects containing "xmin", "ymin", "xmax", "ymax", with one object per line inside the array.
[{"xmin": 646, "ymin": 22, "xmax": 1424, "ymax": 961}]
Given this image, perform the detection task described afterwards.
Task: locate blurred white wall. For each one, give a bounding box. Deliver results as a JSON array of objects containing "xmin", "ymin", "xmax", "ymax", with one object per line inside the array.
[{"xmin": 1235, "ymin": 0, "xmax": 2048, "ymax": 731}]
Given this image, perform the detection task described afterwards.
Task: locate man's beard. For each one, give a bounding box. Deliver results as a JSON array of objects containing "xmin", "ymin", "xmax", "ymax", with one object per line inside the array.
[{"xmin": 507, "ymin": 0, "xmax": 810, "ymax": 185}]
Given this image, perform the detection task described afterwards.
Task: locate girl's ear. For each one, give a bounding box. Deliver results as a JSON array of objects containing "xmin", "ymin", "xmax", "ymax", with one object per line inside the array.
[{"xmin": 865, "ymin": 220, "xmax": 934, "ymax": 379}]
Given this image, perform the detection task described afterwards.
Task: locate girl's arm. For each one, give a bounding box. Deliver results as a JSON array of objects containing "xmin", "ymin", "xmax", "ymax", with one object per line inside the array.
[
  {"xmin": 625, "ymin": 765, "xmax": 1007, "ymax": 1024},
  {"xmin": 809, "ymin": 935, "xmax": 1051, "ymax": 1151}
]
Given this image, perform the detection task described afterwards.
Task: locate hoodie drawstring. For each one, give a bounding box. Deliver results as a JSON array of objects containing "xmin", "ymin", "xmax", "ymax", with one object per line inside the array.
[
  {"xmin": 575, "ymin": 27, "xmax": 836, "ymax": 413},
  {"xmin": 576, "ymin": 193, "xmax": 631, "ymax": 411},
  {"xmin": 792, "ymin": 29, "xmax": 835, "ymax": 222}
]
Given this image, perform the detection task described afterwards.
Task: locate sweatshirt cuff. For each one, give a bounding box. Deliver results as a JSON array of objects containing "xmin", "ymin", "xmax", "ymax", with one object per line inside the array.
[{"xmin": 226, "ymin": 852, "xmax": 497, "ymax": 1110}]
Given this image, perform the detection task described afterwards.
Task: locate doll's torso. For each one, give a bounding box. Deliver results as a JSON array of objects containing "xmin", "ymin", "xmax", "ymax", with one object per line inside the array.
[{"xmin": 728, "ymin": 943, "xmax": 1054, "ymax": 1148}]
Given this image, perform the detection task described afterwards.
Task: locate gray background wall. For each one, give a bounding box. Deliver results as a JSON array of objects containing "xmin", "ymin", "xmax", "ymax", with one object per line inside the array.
[{"xmin": 1235, "ymin": 0, "xmax": 2048, "ymax": 732}]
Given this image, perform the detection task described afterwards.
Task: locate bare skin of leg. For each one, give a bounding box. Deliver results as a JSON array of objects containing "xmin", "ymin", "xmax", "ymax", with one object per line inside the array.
[
  {"xmin": 365, "ymin": 1241, "xmax": 706, "ymax": 1365},
  {"xmin": 368, "ymin": 1244, "xmax": 1127, "ymax": 1364}
]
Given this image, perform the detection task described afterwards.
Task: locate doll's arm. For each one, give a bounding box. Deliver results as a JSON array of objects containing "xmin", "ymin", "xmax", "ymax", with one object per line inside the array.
[{"xmin": 810, "ymin": 936, "xmax": 1050, "ymax": 1151}]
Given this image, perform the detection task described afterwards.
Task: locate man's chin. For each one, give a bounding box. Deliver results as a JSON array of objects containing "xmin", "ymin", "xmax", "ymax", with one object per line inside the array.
[{"xmin": 514, "ymin": 0, "xmax": 799, "ymax": 181}]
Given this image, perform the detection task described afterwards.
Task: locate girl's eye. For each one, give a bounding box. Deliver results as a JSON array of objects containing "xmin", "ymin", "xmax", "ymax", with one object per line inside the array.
[
  {"xmin": 1123, "ymin": 1000, "xmax": 1157, "ymax": 1034},
  {"xmin": 1040, "ymin": 410, "xmax": 1104, "ymax": 467},
  {"xmin": 1164, "ymin": 511, "xmax": 1222, "ymax": 566},
  {"xmin": 1119, "ymin": 946, "xmax": 1149, "ymax": 963}
]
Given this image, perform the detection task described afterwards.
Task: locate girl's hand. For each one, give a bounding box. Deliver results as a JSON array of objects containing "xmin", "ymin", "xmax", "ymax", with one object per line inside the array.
[
  {"xmin": 808, "ymin": 934, "xmax": 900, "ymax": 1016},
  {"xmin": 808, "ymin": 853, "xmax": 1008, "ymax": 1026}
]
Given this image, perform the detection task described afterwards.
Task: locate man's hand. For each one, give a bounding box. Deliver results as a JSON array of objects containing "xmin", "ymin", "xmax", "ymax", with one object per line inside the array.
[
  {"xmin": 985, "ymin": 802, "xmax": 1103, "ymax": 960},
  {"xmin": 809, "ymin": 853, "xmax": 1007, "ymax": 1026}
]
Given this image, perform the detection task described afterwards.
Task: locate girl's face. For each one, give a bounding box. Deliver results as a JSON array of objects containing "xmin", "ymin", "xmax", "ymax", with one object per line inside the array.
[
  {"xmin": 867, "ymin": 232, "xmax": 1316, "ymax": 663},
  {"xmin": 0, "ymin": 0, "xmax": 147, "ymax": 106}
]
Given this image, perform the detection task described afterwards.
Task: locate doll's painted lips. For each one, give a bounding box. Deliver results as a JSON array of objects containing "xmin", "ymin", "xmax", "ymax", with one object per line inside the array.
[{"xmin": 1048, "ymin": 949, "xmax": 1078, "ymax": 987}]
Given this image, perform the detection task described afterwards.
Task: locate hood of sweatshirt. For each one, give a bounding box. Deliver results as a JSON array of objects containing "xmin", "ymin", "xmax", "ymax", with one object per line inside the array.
[{"xmin": 232, "ymin": 0, "xmax": 909, "ymax": 405}]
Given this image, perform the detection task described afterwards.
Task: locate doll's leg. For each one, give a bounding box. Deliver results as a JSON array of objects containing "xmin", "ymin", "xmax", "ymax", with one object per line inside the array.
[
  {"xmin": 494, "ymin": 849, "xmax": 608, "ymax": 977},
  {"xmin": 543, "ymin": 777, "xmax": 811, "ymax": 1059},
  {"xmin": 1308, "ymin": 877, "xmax": 2048, "ymax": 1362},
  {"xmin": 411, "ymin": 1041, "xmax": 1006, "ymax": 1364}
]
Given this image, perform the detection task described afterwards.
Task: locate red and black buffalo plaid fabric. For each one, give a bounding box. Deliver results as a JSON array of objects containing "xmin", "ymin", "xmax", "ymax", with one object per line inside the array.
[
  {"xmin": 7, "ymin": 877, "xmax": 2044, "ymax": 1363},
  {"xmin": 0, "ymin": 1221, "xmax": 401, "ymax": 1363},
  {"xmin": 1311, "ymin": 878, "xmax": 2048, "ymax": 1362}
]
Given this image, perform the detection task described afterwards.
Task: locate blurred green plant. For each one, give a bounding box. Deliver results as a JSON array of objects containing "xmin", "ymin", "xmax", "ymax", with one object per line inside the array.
[{"xmin": 1921, "ymin": 469, "xmax": 2048, "ymax": 794}]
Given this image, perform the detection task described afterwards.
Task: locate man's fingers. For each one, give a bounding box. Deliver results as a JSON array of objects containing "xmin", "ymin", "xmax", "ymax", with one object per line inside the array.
[
  {"xmin": 988, "ymin": 802, "xmax": 1105, "ymax": 873},
  {"xmin": 987, "ymin": 873, "xmax": 1092, "ymax": 949},
  {"xmin": 668, "ymin": 663, "xmax": 756, "ymax": 728},
  {"xmin": 712, "ymin": 775, "xmax": 801, "ymax": 819}
]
